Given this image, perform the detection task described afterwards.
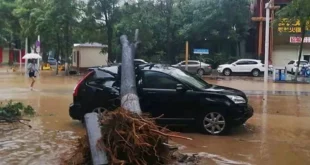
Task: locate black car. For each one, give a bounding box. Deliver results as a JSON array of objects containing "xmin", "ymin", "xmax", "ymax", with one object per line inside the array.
[{"xmin": 69, "ymin": 64, "xmax": 253, "ymax": 135}]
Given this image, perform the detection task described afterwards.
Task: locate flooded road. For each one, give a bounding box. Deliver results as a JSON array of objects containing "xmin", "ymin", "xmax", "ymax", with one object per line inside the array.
[
  {"xmin": 171, "ymin": 78, "xmax": 310, "ymax": 165},
  {"xmin": 1, "ymin": 70, "xmax": 310, "ymax": 164},
  {"xmin": 0, "ymin": 70, "xmax": 84, "ymax": 165}
]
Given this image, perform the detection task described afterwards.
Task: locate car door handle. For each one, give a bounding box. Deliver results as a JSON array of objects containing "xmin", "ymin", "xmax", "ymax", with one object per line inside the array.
[{"xmin": 146, "ymin": 91, "xmax": 156, "ymax": 94}]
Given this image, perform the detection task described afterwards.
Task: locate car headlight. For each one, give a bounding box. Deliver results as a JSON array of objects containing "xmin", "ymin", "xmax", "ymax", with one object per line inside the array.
[{"xmin": 226, "ymin": 95, "xmax": 246, "ymax": 104}]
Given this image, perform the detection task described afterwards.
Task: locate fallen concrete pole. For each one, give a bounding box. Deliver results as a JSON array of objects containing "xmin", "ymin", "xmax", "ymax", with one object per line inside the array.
[
  {"xmin": 84, "ymin": 113, "xmax": 108, "ymax": 165},
  {"xmin": 85, "ymin": 31, "xmax": 140, "ymax": 165},
  {"xmin": 120, "ymin": 33, "xmax": 142, "ymax": 114}
]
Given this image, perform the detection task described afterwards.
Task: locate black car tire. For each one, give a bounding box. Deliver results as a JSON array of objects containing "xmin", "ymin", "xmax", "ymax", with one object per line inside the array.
[
  {"xmin": 251, "ymin": 69, "xmax": 260, "ymax": 77},
  {"xmin": 223, "ymin": 69, "xmax": 232, "ymax": 76},
  {"xmin": 80, "ymin": 107, "xmax": 107, "ymax": 123},
  {"xmin": 197, "ymin": 110, "xmax": 231, "ymax": 135},
  {"xmin": 197, "ymin": 69, "xmax": 205, "ymax": 76}
]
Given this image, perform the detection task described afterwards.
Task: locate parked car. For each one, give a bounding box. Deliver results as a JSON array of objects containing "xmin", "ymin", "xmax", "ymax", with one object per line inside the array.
[
  {"xmin": 134, "ymin": 59, "xmax": 148, "ymax": 65},
  {"xmin": 107, "ymin": 59, "xmax": 148, "ymax": 67},
  {"xmin": 171, "ymin": 60, "xmax": 212, "ymax": 76},
  {"xmin": 285, "ymin": 60, "xmax": 310, "ymax": 74},
  {"xmin": 69, "ymin": 64, "xmax": 253, "ymax": 135},
  {"xmin": 217, "ymin": 59, "xmax": 265, "ymax": 77},
  {"xmin": 47, "ymin": 58, "xmax": 57, "ymax": 65}
]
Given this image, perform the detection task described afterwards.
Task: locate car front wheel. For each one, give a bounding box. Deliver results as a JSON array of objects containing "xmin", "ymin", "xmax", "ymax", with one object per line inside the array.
[
  {"xmin": 198, "ymin": 111, "xmax": 230, "ymax": 135},
  {"xmin": 223, "ymin": 69, "xmax": 232, "ymax": 76}
]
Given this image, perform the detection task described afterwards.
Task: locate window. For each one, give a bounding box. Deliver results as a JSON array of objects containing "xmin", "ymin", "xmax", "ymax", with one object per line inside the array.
[
  {"xmin": 236, "ymin": 61, "xmax": 248, "ymax": 65},
  {"xmin": 87, "ymin": 79, "xmax": 115, "ymax": 88},
  {"xmin": 247, "ymin": 61, "xmax": 258, "ymax": 65},
  {"xmin": 236, "ymin": 61, "xmax": 257, "ymax": 65},
  {"xmin": 188, "ymin": 61, "xmax": 199, "ymax": 65},
  {"xmin": 288, "ymin": 61, "xmax": 294, "ymax": 65},
  {"xmin": 143, "ymin": 71, "xmax": 179, "ymax": 89},
  {"xmin": 134, "ymin": 61, "xmax": 144, "ymax": 65},
  {"xmin": 170, "ymin": 68, "xmax": 211, "ymax": 89},
  {"xmin": 180, "ymin": 62, "xmax": 185, "ymax": 65}
]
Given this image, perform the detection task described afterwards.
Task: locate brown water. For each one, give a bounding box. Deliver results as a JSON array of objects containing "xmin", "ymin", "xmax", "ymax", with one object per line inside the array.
[
  {"xmin": 1, "ymin": 69, "xmax": 310, "ymax": 165},
  {"xmin": 0, "ymin": 70, "xmax": 85, "ymax": 165}
]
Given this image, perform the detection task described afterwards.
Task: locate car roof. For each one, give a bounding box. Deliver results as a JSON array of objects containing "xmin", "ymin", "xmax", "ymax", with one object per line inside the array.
[
  {"xmin": 181, "ymin": 60, "xmax": 199, "ymax": 62},
  {"xmin": 99, "ymin": 64, "xmax": 179, "ymax": 76},
  {"xmin": 237, "ymin": 59, "xmax": 261, "ymax": 62}
]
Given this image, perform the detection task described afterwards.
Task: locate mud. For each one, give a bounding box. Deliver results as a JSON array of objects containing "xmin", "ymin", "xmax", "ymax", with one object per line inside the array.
[{"xmin": 0, "ymin": 69, "xmax": 310, "ymax": 165}]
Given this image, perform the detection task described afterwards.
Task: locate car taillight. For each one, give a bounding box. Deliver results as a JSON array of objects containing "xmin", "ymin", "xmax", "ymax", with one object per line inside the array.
[{"xmin": 73, "ymin": 71, "xmax": 94, "ymax": 97}]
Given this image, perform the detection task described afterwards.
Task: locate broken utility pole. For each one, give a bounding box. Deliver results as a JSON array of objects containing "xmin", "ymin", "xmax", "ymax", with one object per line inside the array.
[{"xmin": 120, "ymin": 29, "xmax": 142, "ymax": 114}]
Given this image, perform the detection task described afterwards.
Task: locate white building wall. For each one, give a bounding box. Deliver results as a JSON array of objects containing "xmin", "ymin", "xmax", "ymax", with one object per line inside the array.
[
  {"xmin": 272, "ymin": 45, "xmax": 310, "ymax": 67},
  {"xmin": 80, "ymin": 47, "xmax": 108, "ymax": 68}
]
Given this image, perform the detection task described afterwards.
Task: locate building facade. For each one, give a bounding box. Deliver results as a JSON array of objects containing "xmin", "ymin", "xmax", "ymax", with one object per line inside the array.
[
  {"xmin": 253, "ymin": 0, "xmax": 310, "ymax": 67},
  {"xmin": 0, "ymin": 47, "xmax": 26, "ymax": 64},
  {"xmin": 72, "ymin": 43, "xmax": 108, "ymax": 72}
]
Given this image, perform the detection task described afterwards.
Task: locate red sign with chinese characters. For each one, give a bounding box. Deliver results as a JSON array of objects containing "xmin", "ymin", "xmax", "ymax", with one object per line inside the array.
[{"xmin": 290, "ymin": 37, "xmax": 310, "ymax": 43}]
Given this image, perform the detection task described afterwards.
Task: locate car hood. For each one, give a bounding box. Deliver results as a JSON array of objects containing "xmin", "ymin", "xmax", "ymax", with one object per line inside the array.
[
  {"xmin": 218, "ymin": 64, "xmax": 231, "ymax": 68},
  {"xmin": 203, "ymin": 85, "xmax": 247, "ymax": 98}
]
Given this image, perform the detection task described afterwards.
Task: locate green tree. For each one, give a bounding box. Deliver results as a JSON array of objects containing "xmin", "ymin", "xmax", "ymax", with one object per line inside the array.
[
  {"xmin": 87, "ymin": 0, "xmax": 120, "ymax": 61},
  {"xmin": 276, "ymin": 0, "xmax": 310, "ymax": 80}
]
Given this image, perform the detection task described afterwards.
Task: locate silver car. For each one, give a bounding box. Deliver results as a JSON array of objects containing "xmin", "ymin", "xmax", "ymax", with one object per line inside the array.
[{"xmin": 172, "ymin": 60, "xmax": 212, "ymax": 76}]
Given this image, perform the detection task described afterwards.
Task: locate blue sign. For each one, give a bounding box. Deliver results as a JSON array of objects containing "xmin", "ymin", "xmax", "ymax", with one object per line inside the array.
[{"xmin": 193, "ymin": 48, "xmax": 209, "ymax": 55}]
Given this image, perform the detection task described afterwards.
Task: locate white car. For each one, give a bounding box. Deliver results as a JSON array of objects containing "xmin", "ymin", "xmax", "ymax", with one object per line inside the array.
[
  {"xmin": 285, "ymin": 60, "xmax": 309, "ymax": 74},
  {"xmin": 217, "ymin": 59, "xmax": 265, "ymax": 77}
]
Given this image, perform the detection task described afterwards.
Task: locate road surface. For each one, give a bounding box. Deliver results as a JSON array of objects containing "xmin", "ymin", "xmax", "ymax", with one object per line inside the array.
[{"xmin": 0, "ymin": 69, "xmax": 310, "ymax": 165}]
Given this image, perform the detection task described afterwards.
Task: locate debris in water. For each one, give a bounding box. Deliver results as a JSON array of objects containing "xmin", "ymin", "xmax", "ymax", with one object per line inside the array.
[
  {"xmin": 0, "ymin": 100, "xmax": 35, "ymax": 129},
  {"xmin": 63, "ymin": 108, "xmax": 194, "ymax": 165},
  {"xmin": 61, "ymin": 135, "xmax": 91, "ymax": 165},
  {"xmin": 97, "ymin": 108, "xmax": 192, "ymax": 165}
]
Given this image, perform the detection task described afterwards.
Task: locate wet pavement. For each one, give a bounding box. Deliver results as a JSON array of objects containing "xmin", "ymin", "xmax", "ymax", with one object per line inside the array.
[{"xmin": 1, "ymin": 69, "xmax": 310, "ymax": 164}]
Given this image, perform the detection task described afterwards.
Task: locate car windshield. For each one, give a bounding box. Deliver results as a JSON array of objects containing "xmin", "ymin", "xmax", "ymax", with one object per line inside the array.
[{"xmin": 169, "ymin": 69, "xmax": 211, "ymax": 89}]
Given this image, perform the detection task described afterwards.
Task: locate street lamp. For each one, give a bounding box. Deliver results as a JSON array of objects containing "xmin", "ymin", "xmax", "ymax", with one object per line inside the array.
[{"xmin": 264, "ymin": 0, "xmax": 273, "ymax": 83}]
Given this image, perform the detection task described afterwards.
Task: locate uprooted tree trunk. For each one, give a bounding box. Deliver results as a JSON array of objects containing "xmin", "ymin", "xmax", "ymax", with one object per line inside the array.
[{"xmin": 120, "ymin": 30, "xmax": 142, "ymax": 114}]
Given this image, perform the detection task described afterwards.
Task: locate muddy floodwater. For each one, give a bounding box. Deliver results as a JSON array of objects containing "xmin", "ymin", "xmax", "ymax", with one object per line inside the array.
[{"xmin": 1, "ymin": 69, "xmax": 310, "ymax": 165}]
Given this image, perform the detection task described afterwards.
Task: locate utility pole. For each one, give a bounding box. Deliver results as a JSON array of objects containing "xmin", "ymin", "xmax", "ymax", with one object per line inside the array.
[
  {"xmin": 185, "ymin": 41, "xmax": 189, "ymax": 71},
  {"xmin": 252, "ymin": 0, "xmax": 279, "ymax": 61},
  {"xmin": 264, "ymin": 0, "xmax": 274, "ymax": 83}
]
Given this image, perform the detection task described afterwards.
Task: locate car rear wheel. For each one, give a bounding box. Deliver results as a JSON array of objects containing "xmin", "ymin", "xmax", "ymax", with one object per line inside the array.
[
  {"xmin": 223, "ymin": 69, "xmax": 231, "ymax": 76},
  {"xmin": 81, "ymin": 107, "xmax": 107, "ymax": 124},
  {"xmin": 252, "ymin": 69, "xmax": 260, "ymax": 77},
  {"xmin": 197, "ymin": 69, "xmax": 205, "ymax": 76},
  {"xmin": 93, "ymin": 107, "xmax": 107, "ymax": 113},
  {"xmin": 198, "ymin": 111, "xmax": 230, "ymax": 135}
]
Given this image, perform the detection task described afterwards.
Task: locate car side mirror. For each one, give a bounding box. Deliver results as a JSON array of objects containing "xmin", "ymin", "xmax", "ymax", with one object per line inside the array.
[
  {"xmin": 232, "ymin": 64, "xmax": 236, "ymax": 66},
  {"xmin": 176, "ymin": 84, "xmax": 186, "ymax": 92}
]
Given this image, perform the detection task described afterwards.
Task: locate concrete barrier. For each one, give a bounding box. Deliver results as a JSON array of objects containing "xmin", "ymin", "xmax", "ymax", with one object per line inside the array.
[{"xmin": 84, "ymin": 113, "xmax": 108, "ymax": 165}]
